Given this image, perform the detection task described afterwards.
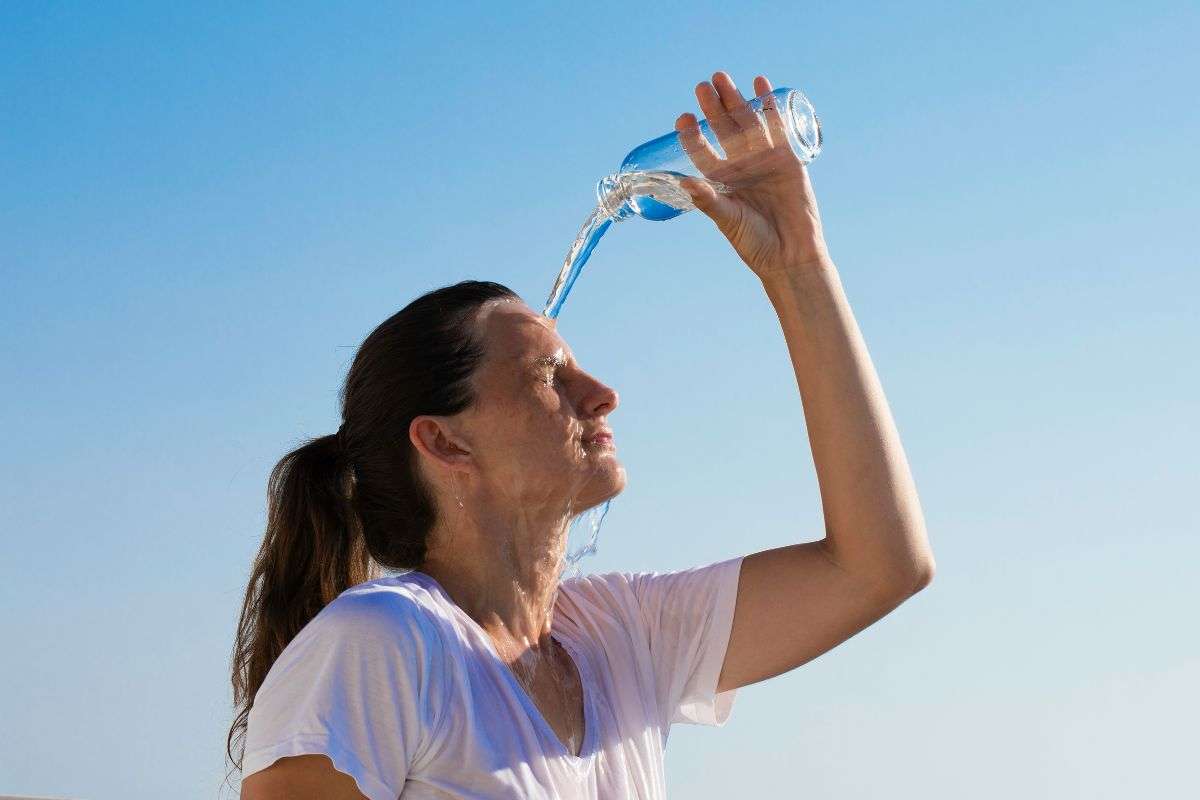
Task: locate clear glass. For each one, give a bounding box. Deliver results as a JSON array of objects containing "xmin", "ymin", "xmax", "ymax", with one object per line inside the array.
[
  {"xmin": 595, "ymin": 86, "xmax": 822, "ymax": 222},
  {"xmin": 543, "ymin": 85, "xmax": 823, "ymax": 319}
]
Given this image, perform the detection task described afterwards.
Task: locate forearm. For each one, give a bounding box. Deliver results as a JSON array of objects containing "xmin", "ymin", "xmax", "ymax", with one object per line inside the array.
[{"xmin": 760, "ymin": 257, "xmax": 935, "ymax": 591}]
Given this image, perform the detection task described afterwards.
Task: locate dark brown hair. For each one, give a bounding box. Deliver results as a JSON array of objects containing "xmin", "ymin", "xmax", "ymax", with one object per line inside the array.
[{"xmin": 226, "ymin": 279, "xmax": 520, "ymax": 774}]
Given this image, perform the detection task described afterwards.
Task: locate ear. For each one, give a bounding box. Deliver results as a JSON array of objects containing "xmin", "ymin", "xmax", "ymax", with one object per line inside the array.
[{"xmin": 409, "ymin": 416, "xmax": 475, "ymax": 472}]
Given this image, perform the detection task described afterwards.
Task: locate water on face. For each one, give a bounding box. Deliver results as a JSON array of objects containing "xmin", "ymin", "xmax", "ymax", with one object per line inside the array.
[
  {"xmin": 539, "ymin": 171, "xmax": 721, "ymax": 584},
  {"xmin": 477, "ymin": 173, "xmax": 706, "ymax": 757}
]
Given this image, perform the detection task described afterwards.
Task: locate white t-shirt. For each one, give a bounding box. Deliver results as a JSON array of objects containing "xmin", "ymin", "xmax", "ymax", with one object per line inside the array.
[{"xmin": 243, "ymin": 554, "xmax": 744, "ymax": 799}]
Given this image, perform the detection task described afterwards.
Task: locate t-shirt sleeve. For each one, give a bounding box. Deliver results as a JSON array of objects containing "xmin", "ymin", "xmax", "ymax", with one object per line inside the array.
[
  {"xmin": 242, "ymin": 586, "xmax": 446, "ymax": 800},
  {"xmin": 626, "ymin": 554, "xmax": 744, "ymax": 728}
]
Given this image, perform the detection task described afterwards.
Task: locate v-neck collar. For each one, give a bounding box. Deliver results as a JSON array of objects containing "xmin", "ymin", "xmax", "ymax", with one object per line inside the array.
[{"xmin": 403, "ymin": 570, "xmax": 600, "ymax": 771}]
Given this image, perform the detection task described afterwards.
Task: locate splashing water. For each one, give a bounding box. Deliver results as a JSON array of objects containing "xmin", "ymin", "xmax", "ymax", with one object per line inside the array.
[
  {"xmin": 542, "ymin": 170, "xmax": 731, "ymax": 319},
  {"xmin": 560, "ymin": 499, "xmax": 612, "ymax": 581},
  {"xmin": 542, "ymin": 208, "xmax": 613, "ymax": 322},
  {"xmin": 543, "ymin": 170, "xmax": 727, "ymax": 576}
]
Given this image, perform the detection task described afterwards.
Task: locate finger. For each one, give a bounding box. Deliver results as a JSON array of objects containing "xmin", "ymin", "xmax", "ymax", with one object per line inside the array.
[
  {"xmin": 712, "ymin": 71, "xmax": 770, "ymax": 150},
  {"xmin": 754, "ymin": 74, "xmax": 789, "ymax": 148},
  {"xmin": 674, "ymin": 112, "xmax": 723, "ymax": 176},
  {"xmin": 680, "ymin": 176, "xmax": 740, "ymax": 230},
  {"xmin": 695, "ymin": 80, "xmax": 741, "ymax": 156}
]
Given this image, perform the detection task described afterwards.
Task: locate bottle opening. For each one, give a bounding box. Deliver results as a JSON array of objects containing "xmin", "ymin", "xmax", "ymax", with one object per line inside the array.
[{"xmin": 595, "ymin": 175, "xmax": 635, "ymax": 221}]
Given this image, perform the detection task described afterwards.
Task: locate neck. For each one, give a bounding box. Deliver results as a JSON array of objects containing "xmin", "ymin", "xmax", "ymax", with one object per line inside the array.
[{"xmin": 421, "ymin": 496, "xmax": 571, "ymax": 657}]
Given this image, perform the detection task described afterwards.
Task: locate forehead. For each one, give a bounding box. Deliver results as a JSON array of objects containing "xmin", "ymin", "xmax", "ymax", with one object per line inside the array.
[{"xmin": 475, "ymin": 300, "xmax": 570, "ymax": 363}]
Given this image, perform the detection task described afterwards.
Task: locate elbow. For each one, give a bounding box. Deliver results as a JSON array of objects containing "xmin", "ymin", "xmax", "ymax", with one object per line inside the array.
[
  {"xmin": 880, "ymin": 558, "xmax": 936, "ymax": 599},
  {"xmin": 823, "ymin": 531, "xmax": 936, "ymax": 598},
  {"xmin": 910, "ymin": 559, "xmax": 936, "ymax": 593},
  {"xmin": 856, "ymin": 560, "xmax": 935, "ymax": 605}
]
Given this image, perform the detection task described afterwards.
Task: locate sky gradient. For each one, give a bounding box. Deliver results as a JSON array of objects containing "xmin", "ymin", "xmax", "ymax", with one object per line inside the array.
[{"xmin": 2, "ymin": 2, "xmax": 1198, "ymax": 797}]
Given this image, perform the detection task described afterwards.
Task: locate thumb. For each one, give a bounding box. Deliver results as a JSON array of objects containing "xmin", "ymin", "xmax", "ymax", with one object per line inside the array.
[{"xmin": 680, "ymin": 177, "xmax": 741, "ymax": 235}]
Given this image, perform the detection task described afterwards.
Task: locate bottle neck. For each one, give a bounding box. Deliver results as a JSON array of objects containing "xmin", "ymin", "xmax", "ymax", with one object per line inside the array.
[{"xmin": 595, "ymin": 174, "xmax": 636, "ymax": 222}]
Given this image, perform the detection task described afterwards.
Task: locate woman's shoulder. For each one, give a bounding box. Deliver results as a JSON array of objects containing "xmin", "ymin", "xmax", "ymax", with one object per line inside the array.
[
  {"xmin": 301, "ymin": 571, "xmax": 449, "ymax": 649},
  {"xmin": 555, "ymin": 569, "xmax": 644, "ymax": 631},
  {"xmin": 557, "ymin": 555, "xmax": 745, "ymax": 629}
]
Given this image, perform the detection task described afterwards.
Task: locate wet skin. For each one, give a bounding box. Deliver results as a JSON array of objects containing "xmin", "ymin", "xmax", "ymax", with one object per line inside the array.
[{"xmin": 410, "ymin": 298, "xmax": 624, "ymax": 756}]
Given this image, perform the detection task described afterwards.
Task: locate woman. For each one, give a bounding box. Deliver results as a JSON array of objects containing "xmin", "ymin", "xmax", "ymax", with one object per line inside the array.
[{"xmin": 230, "ymin": 71, "xmax": 935, "ymax": 799}]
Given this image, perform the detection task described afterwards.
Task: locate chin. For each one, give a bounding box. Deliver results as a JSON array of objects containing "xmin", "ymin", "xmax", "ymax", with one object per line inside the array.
[{"xmin": 579, "ymin": 462, "xmax": 627, "ymax": 509}]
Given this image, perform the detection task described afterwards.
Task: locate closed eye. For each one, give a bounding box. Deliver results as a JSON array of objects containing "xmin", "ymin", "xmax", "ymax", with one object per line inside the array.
[{"xmin": 531, "ymin": 353, "xmax": 573, "ymax": 388}]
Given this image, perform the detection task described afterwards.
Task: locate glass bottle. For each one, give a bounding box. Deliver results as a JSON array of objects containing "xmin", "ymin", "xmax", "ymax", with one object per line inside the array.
[{"xmin": 595, "ymin": 86, "xmax": 822, "ymax": 223}]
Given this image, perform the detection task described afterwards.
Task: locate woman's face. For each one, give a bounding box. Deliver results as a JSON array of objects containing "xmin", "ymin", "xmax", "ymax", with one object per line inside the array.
[{"xmin": 453, "ymin": 299, "xmax": 625, "ymax": 516}]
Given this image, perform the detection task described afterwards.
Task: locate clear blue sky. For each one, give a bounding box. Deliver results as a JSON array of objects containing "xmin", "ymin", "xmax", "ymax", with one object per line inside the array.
[{"xmin": 3, "ymin": 2, "xmax": 1197, "ymax": 797}]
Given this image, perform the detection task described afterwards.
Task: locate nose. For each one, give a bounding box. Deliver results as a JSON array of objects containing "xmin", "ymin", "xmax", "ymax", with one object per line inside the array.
[{"xmin": 584, "ymin": 376, "xmax": 619, "ymax": 417}]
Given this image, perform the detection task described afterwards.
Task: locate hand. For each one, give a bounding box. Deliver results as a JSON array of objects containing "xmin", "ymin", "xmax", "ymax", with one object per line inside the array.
[{"xmin": 675, "ymin": 72, "xmax": 831, "ymax": 280}]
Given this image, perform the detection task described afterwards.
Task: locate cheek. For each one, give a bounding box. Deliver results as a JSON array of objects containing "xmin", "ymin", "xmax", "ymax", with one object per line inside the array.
[
  {"xmin": 532, "ymin": 406, "xmax": 585, "ymax": 459},
  {"xmin": 501, "ymin": 402, "xmax": 574, "ymax": 451},
  {"xmin": 495, "ymin": 391, "xmax": 585, "ymax": 461}
]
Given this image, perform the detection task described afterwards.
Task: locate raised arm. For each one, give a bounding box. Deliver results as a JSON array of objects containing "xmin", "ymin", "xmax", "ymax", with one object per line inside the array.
[{"xmin": 676, "ymin": 71, "xmax": 935, "ymax": 693}]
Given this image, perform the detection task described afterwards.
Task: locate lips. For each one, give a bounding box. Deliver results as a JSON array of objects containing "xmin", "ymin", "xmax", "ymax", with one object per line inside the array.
[{"xmin": 582, "ymin": 428, "xmax": 614, "ymax": 446}]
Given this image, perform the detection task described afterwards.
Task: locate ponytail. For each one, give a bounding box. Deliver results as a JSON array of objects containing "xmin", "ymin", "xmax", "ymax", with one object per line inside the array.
[{"xmin": 226, "ymin": 432, "xmax": 373, "ymax": 772}]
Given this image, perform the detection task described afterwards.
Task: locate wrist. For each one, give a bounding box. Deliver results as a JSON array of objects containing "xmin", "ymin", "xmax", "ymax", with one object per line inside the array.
[{"xmin": 756, "ymin": 252, "xmax": 837, "ymax": 285}]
